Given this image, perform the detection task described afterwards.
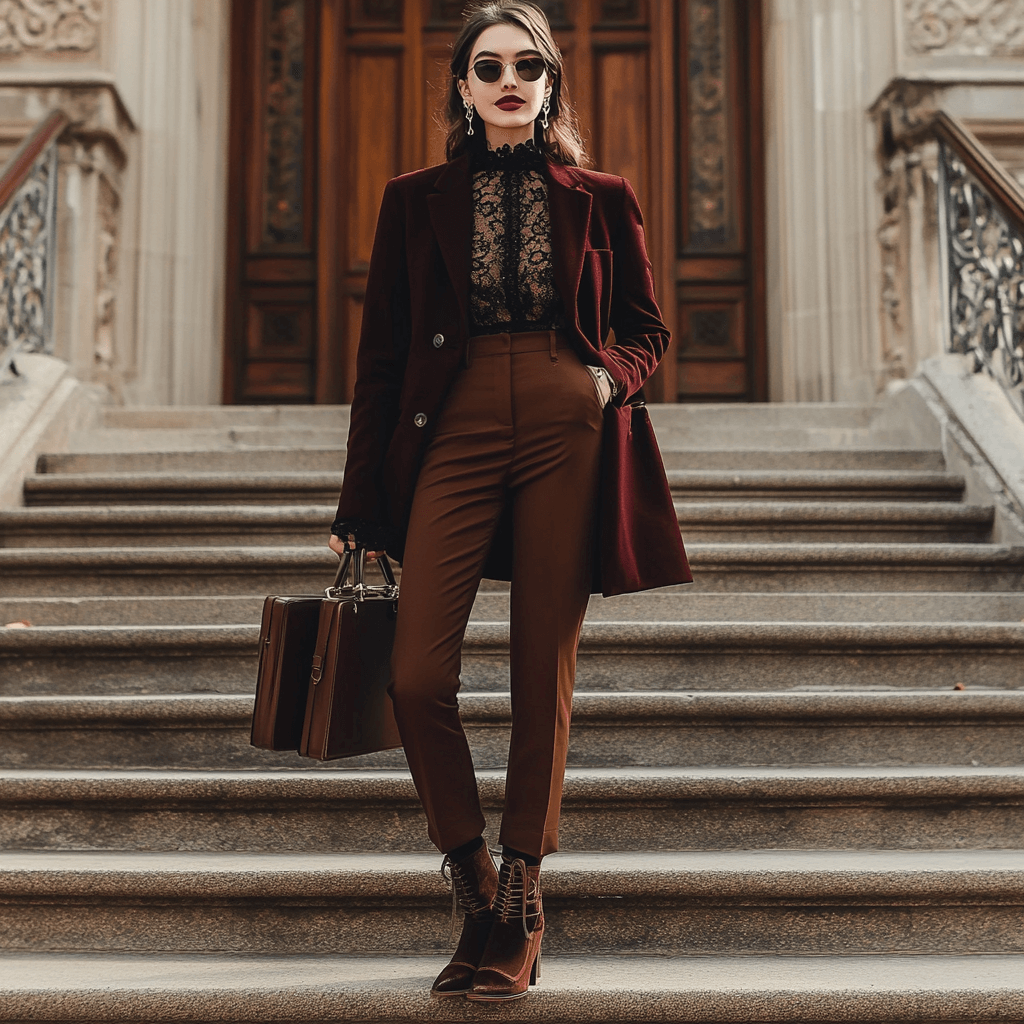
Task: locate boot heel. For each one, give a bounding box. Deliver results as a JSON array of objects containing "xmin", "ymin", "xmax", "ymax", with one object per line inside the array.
[{"xmin": 467, "ymin": 856, "xmax": 543, "ymax": 1001}]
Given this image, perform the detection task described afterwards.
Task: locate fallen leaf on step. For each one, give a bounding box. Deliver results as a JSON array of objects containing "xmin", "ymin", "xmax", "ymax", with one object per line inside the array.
[{"xmin": 3, "ymin": 621, "xmax": 32, "ymax": 628}]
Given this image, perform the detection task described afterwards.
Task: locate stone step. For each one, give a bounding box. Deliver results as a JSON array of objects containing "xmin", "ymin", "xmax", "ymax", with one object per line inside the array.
[
  {"xmin": 0, "ymin": 501, "xmax": 994, "ymax": 548},
  {"xmin": 3, "ymin": 543, "xmax": 1021, "ymax": 599},
  {"xmin": 38, "ymin": 448, "xmax": 349, "ymax": 474},
  {"xmin": 0, "ymin": 504, "xmax": 337, "ymax": 548},
  {"xmin": 97, "ymin": 402, "xmax": 881, "ymax": 431},
  {"xmin": 36, "ymin": 445, "xmax": 948, "ymax": 473},
  {"xmin": 665, "ymin": 448, "xmax": 945, "ymax": 470},
  {"xmin": 19, "ymin": 469, "xmax": 966, "ymax": 506},
  {"xmin": 64, "ymin": 427, "xmax": 352, "ymax": 452},
  {"xmin": 4, "ymin": 952, "xmax": 1022, "ymax": 1023},
  {"xmin": 2, "ymin": 621, "xmax": 1023, "ymax": 694},
  {"xmin": 6, "ymin": 591, "xmax": 1024, "ymax": 627},
  {"xmin": 71, "ymin": 426, "xmax": 923, "ymax": 456},
  {"xmin": 98, "ymin": 405, "xmax": 352, "ymax": 429},
  {"xmin": 21, "ymin": 471, "xmax": 345, "ymax": 505},
  {"xmin": 650, "ymin": 428, "xmax": 922, "ymax": 448},
  {"xmin": 3, "ymin": 849, "xmax": 1022, "ymax": 956},
  {"xmin": 676, "ymin": 502, "xmax": 991, "ymax": 543},
  {"xmin": 3, "ymin": 690, "xmax": 1023, "ymax": 770},
  {"xmin": 668, "ymin": 470, "xmax": 964, "ymax": 502},
  {"xmin": 3, "ymin": 765, "xmax": 1022, "ymax": 852}
]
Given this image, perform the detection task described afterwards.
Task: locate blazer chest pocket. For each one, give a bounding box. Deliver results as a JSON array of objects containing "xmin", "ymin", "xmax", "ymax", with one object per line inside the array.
[{"xmin": 582, "ymin": 248, "xmax": 613, "ymax": 344}]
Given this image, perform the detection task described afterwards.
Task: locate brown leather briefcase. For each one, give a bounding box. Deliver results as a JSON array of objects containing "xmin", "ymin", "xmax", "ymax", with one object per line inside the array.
[
  {"xmin": 299, "ymin": 548, "xmax": 403, "ymax": 761},
  {"xmin": 250, "ymin": 593, "xmax": 323, "ymax": 751},
  {"xmin": 250, "ymin": 556, "xmax": 355, "ymax": 752}
]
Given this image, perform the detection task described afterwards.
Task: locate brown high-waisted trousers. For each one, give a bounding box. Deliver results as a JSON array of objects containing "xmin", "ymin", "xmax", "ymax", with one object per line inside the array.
[{"xmin": 388, "ymin": 329, "xmax": 604, "ymax": 859}]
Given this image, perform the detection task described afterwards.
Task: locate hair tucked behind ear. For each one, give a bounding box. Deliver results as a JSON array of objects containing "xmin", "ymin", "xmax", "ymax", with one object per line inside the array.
[{"xmin": 439, "ymin": 0, "xmax": 590, "ymax": 167}]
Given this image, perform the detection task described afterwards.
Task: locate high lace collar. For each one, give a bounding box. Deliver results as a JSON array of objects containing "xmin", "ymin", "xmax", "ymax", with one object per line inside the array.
[{"xmin": 470, "ymin": 136, "xmax": 546, "ymax": 173}]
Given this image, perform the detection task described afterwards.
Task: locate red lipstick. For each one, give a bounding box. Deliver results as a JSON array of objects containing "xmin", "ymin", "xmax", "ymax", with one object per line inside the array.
[{"xmin": 495, "ymin": 97, "xmax": 525, "ymax": 109}]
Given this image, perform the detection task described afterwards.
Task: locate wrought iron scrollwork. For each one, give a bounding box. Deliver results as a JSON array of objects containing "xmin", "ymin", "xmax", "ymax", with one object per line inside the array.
[
  {"xmin": 939, "ymin": 142, "xmax": 1024, "ymax": 419},
  {"xmin": 0, "ymin": 143, "xmax": 59, "ymax": 377}
]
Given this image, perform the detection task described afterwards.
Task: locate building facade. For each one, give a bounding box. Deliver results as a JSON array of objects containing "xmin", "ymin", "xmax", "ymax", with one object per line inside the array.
[{"xmin": 1, "ymin": 0, "xmax": 1022, "ymax": 408}]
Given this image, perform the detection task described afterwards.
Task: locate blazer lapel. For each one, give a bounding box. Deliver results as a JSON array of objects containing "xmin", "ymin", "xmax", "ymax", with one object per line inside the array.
[
  {"xmin": 544, "ymin": 158, "xmax": 592, "ymax": 326},
  {"xmin": 426, "ymin": 153, "xmax": 473, "ymax": 330},
  {"xmin": 425, "ymin": 150, "xmax": 593, "ymax": 333}
]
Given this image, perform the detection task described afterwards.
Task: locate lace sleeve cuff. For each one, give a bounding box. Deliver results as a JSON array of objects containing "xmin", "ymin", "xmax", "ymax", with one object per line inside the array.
[{"xmin": 330, "ymin": 516, "xmax": 389, "ymax": 550}]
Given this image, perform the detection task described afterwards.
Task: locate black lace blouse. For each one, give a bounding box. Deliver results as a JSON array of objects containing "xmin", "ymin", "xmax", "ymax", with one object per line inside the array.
[
  {"xmin": 467, "ymin": 137, "xmax": 569, "ymax": 336},
  {"xmin": 331, "ymin": 138, "xmax": 569, "ymax": 548}
]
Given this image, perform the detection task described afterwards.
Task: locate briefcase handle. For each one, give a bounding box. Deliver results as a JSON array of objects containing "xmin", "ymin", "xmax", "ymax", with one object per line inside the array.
[{"xmin": 328, "ymin": 546, "xmax": 399, "ymax": 602}]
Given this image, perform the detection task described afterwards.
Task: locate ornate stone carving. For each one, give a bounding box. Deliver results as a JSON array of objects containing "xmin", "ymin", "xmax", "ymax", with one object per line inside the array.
[
  {"xmin": 905, "ymin": 0, "xmax": 1024, "ymax": 57},
  {"xmin": 876, "ymin": 153, "xmax": 911, "ymax": 383},
  {"xmin": 870, "ymin": 81, "xmax": 948, "ymax": 389},
  {"xmin": 939, "ymin": 143, "xmax": 1024, "ymax": 418},
  {"xmin": 94, "ymin": 174, "xmax": 117, "ymax": 367},
  {"xmin": 0, "ymin": 145, "xmax": 57, "ymax": 372},
  {"xmin": 874, "ymin": 80, "xmax": 938, "ymax": 154},
  {"xmin": 0, "ymin": 0, "xmax": 102, "ymax": 56}
]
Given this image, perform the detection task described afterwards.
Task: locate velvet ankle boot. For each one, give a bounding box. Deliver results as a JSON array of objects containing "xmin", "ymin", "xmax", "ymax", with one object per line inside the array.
[
  {"xmin": 431, "ymin": 841, "xmax": 498, "ymax": 997},
  {"xmin": 466, "ymin": 852, "xmax": 543, "ymax": 1002}
]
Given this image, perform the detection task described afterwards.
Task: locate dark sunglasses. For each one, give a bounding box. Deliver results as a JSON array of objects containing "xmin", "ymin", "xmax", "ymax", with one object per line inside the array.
[{"xmin": 470, "ymin": 57, "xmax": 547, "ymax": 83}]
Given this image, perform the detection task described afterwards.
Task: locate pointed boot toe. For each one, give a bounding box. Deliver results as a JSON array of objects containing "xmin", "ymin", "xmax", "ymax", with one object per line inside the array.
[
  {"xmin": 431, "ymin": 961, "xmax": 476, "ymax": 996},
  {"xmin": 430, "ymin": 843, "xmax": 498, "ymax": 997}
]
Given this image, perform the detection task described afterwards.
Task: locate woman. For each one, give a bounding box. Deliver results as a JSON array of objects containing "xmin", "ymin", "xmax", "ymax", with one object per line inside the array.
[{"xmin": 329, "ymin": 0, "xmax": 675, "ymax": 1002}]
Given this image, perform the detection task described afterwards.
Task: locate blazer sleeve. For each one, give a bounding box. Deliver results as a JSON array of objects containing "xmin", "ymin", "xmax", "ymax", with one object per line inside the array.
[
  {"xmin": 334, "ymin": 179, "xmax": 409, "ymax": 526},
  {"xmin": 602, "ymin": 175, "xmax": 672, "ymax": 406}
]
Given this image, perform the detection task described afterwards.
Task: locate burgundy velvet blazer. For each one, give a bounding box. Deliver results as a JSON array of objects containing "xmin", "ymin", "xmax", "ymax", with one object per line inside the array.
[{"xmin": 335, "ymin": 147, "xmax": 679, "ymax": 592}]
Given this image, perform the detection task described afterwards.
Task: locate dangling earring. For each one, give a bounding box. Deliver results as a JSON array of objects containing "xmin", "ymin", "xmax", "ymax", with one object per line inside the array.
[
  {"xmin": 464, "ymin": 98, "xmax": 475, "ymax": 136},
  {"xmin": 540, "ymin": 95, "xmax": 550, "ymax": 131}
]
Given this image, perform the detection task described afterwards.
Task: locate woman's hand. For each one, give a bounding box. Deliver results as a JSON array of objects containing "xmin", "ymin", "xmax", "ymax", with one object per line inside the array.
[
  {"xmin": 584, "ymin": 363, "xmax": 614, "ymax": 407},
  {"xmin": 328, "ymin": 534, "xmax": 381, "ymax": 561}
]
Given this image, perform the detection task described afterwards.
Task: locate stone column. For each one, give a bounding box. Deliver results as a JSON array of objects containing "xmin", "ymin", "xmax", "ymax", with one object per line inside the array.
[
  {"xmin": 112, "ymin": 0, "xmax": 231, "ymax": 406},
  {"xmin": 763, "ymin": 0, "xmax": 897, "ymax": 403}
]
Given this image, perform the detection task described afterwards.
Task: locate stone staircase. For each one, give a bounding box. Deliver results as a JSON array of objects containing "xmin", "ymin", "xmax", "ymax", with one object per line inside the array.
[{"xmin": 1, "ymin": 402, "xmax": 1023, "ymax": 1020}]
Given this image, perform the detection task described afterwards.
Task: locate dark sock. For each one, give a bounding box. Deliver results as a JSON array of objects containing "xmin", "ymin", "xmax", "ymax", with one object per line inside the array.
[
  {"xmin": 446, "ymin": 835, "xmax": 484, "ymax": 862},
  {"xmin": 501, "ymin": 845, "xmax": 540, "ymax": 867}
]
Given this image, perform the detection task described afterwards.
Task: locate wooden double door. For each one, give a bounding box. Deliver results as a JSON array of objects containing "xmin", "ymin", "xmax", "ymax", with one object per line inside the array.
[{"xmin": 224, "ymin": 0, "xmax": 765, "ymax": 404}]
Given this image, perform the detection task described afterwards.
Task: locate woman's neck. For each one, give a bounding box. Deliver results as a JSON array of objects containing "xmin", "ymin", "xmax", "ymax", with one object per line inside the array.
[{"xmin": 484, "ymin": 125, "xmax": 536, "ymax": 151}]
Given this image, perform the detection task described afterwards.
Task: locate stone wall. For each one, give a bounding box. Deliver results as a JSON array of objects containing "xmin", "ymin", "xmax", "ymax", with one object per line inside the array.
[
  {"xmin": 4, "ymin": 0, "xmax": 1023, "ymax": 408},
  {"xmin": 764, "ymin": 0, "xmax": 1024, "ymax": 404},
  {"xmin": 0, "ymin": 0, "xmax": 231, "ymax": 405}
]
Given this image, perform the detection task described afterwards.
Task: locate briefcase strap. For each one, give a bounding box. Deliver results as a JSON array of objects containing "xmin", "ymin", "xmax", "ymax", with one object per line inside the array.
[{"xmin": 309, "ymin": 601, "xmax": 334, "ymax": 686}]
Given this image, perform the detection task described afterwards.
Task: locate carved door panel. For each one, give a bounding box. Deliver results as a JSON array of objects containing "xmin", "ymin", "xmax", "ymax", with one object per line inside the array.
[
  {"xmin": 224, "ymin": 0, "xmax": 764, "ymax": 403},
  {"xmin": 669, "ymin": 0, "xmax": 766, "ymax": 401},
  {"xmin": 224, "ymin": 0, "xmax": 321, "ymax": 403}
]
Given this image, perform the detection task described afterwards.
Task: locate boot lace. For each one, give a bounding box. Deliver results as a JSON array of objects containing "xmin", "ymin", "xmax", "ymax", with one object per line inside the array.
[
  {"xmin": 441, "ymin": 849, "xmax": 494, "ymax": 939},
  {"xmin": 492, "ymin": 856, "xmax": 535, "ymax": 939}
]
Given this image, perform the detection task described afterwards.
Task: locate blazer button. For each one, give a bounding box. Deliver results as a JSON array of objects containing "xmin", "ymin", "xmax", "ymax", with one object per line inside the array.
[
  {"xmin": 414, "ymin": 413, "xmax": 428, "ymax": 427},
  {"xmin": 432, "ymin": 333, "xmax": 445, "ymax": 348}
]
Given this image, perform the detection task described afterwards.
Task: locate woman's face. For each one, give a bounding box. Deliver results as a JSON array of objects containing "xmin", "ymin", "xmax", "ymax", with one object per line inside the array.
[{"xmin": 457, "ymin": 23, "xmax": 553, "ymax": 138}]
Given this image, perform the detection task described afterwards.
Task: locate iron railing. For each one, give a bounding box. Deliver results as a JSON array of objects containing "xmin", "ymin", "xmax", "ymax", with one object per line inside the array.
[
  {"xmin": 0, "ymin": 109, "xmax": 68, "ymax": 378},
  {"xmin": 935, "ymin": 111, "xmax": 1024, "ymax": 421}
]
